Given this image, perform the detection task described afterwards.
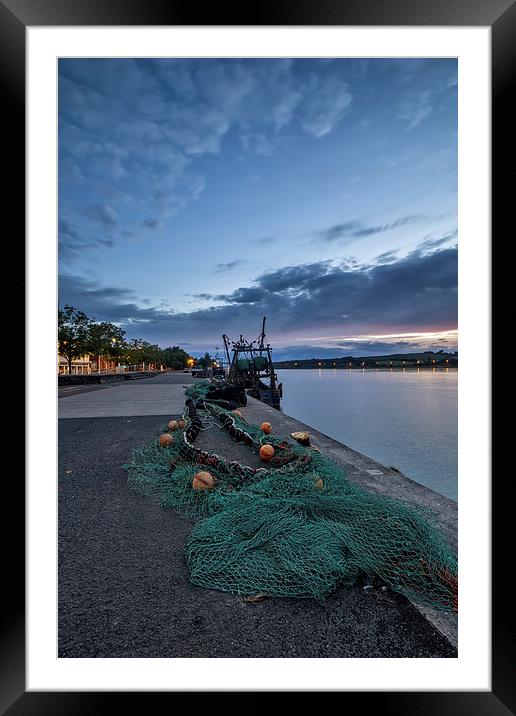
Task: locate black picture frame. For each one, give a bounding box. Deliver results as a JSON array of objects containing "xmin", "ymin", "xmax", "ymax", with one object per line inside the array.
[{"xmin": 6, "ymin": 0, "xmax": 507, "ymax": 710}]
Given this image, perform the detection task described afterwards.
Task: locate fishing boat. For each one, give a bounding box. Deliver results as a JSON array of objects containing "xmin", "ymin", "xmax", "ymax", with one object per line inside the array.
[{"xmin": 222, "ymin": 317, "xmax": 282, "ymax": 409}]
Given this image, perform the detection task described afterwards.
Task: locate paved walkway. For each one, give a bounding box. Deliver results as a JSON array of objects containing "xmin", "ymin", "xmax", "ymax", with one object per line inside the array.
[{"xmin": 58, "ymin": 373, "xmax": 195, "ymax": 418}]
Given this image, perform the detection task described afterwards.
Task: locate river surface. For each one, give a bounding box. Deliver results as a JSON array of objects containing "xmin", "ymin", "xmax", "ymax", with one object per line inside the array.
[{"xmin": 275, "ymin": 368, "xmax": 457, "ymax": 501}]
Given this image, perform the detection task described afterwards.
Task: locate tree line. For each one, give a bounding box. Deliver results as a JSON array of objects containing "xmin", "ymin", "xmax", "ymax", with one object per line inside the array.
[{"xmin": 58, "ymin": 305, "xmax": 194, "ymax": 373}]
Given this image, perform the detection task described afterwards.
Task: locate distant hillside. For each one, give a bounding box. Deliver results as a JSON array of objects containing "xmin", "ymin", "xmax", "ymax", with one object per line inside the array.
[{"xmin": 273, "ymin": 350, "xmax": 458, "ymax": 369}]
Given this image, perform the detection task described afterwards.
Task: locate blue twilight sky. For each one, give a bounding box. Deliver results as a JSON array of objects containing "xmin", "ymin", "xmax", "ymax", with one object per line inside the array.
[{"xmin": 58, "ymin": 58, "xmax": 458, "ymax": 359}]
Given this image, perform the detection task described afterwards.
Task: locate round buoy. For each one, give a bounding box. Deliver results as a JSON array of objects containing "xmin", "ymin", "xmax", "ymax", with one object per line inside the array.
[
  {"xmin": 259, "ymin": 444, "xmax": 275, "ymax": 460},
  {"xmin": 159, "ymin": 433, "xmax": 173, "ymax": 447},
  {"xmin": 167, "ymin": 419, "xmax": 178, "ymax": 430},
  {"xmin": 177, "ymin": 419, "xmax": 186, "ymax": 430},
  {"xmin": 260, "ymin": 422, "xmax": 272, "ymax": 434},
  {"xmin": 314, "ymin": 477, "xmax": 324, "ymax": 490},
  {"xmin": 192, "ymin": 471, "xmax": 214, "ymax": 490}
]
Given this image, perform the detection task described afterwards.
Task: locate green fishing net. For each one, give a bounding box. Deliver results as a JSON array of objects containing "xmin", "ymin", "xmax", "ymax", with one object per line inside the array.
[{"xmin": 125, "ymin": 380, "xmax": 457, "ymax": 610}]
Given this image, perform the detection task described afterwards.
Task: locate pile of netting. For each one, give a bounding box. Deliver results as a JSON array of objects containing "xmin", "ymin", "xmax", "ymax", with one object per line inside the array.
[{"xmin": 124, "ymin": 380, "xmax": 457, "ymax": 610}]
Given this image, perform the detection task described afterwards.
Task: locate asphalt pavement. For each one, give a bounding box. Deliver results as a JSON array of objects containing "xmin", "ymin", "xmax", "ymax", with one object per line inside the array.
[{"xmin": 58, "ymin": 376, "xmax": 457, "ymax": 657}]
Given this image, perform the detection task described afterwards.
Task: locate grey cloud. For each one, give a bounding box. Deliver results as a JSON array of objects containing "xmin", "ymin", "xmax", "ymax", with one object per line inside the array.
[
  {"xmin": 374, "ymin": 250, "xmax": 400, "ymax": 265},
  {"xmin": 240, "ymin": 132, "xmax": 276, "ymax": 156},
  {"xmin": 58, "ymin": 219, "xmax": 114, "ymax": 265},
  {"xmin": 83, "ymin": 203, "xmax": 117, "ymax": 227},
  {"xmin": 143, "ymin": 218, "xmax": 161, "ymax": 229},
  {"xmin": 315, "ymin": 215, "xmax": 421, "ymax": 242},
  {"xmin": 257, "ymin": 261, "xmax": 333, "ymax": 293},
  {"xmin": 397, "ymin": 64, "xmax": 457, "ymax": 131},
  {"xmin": 213, "ymin": 260, "xmax": 247, "ymax": 274},
  {"xmin": 334, "ymin": 339, "xmax": 458, "ymax": 355},
  {"xmin": 398, "ymin": 90, "xmax": 434, "ymax": 130},
  {"xmin": 273, "ymin": 346, "xmax": 354, "ymax": 361},
  {"xmin": 253, "ymin": 236, "xmax": 277, "ymax": 245},
  {"xmin": 415, "ymin": 229, "xmax": 458, "ymax": 256},
  {"xmin": 217, "ymin": 287, "xmax": 268, "ymax": 304},
  {"xmin": 336, "ymin": 339, "xmax": 415, "ymax": 352},
  {"xmin": 190, "ymin": 293, "xmax": 215, "ymax": 301},
  {"xmin": 59, "ymin": 59, "xmax": 359, "ymax": 261},
  {"xmin": 58, "ymin": 274, "xmax": 172, "ymax": 328},
  {"xmin": 59, "ymin": 219, "xmax": 81, "ymax": 243},
  {"xmin": 60, "ymin": 58, "xmax": 355, "ymax": 170},
  {"xmin": 299, "ymin": 76, "xmax": 352, "ymax": 137},
  {"xmin": 273, "ymin": 338, "xmax": 458, "ymax": 361},
  {"xmin": 315, "ymin": 221, "xmax": 362, "ymax": 242},
  {"xmin": 59, "ymin": 245, "xmax": 457, "ymax": 348}
]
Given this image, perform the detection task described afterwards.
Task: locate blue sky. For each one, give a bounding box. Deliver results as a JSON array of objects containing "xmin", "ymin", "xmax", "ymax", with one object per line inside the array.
[{"xmin": 59, "ymin": 58, "xmax": 457, "ymax": 359}]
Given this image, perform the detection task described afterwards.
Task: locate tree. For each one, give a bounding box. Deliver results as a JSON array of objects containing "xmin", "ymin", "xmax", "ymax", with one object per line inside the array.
[
  {"xmin": 124, "ymin": 339, "xmax": 164, "ymax": 368},
  {"xmin": 58, "ymin": 305, "xmax": 93, "ymax": 374},
  {"xmin": 198, "ymin": 352, "xmax": 213, "ymax": 368},
  {"xmin": 86, "ymin": 322, "xmax": 126, "ymax": 372},
  {"xmin": 162, "ymin": 346, "xmax": 192, "ymax": 370}
]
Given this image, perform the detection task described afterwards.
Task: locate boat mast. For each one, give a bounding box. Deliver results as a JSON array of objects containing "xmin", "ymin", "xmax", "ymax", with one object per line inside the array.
[
  {"xmin": 261, "ymin": 316, "xmax": 277, "ymax": 392},
  {"xmin": 222, "ymin": 334, "xmax": 232, "ymax": 369},
  {"xmin": 258, "ymin": 316, "xmax": 266, "ymax": 351}
]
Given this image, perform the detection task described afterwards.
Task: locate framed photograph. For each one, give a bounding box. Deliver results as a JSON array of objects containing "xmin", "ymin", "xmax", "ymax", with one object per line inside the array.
[{"xmin": 7, "ymin": 0, "xmax": 507, "ymax": 708}]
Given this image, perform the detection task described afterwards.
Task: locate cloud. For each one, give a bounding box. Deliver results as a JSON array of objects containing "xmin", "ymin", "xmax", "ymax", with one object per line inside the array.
[
  {"xmin": 398, "ymin": 90, "xmax": 434, "ymax": 130},
  {"xmin": 58, "ymin": 218, "xmax": 114, "ymax": 265},
  {"xmin": 374, "ymin": 250, "xmax": 400, "ymax": 265},
  {"xmin": 190, "ymin": 293, "xmax": 215, "ymax": 301},
  {"xmin": 216, "ymin": 286, "xmax": 267, "ymax": 303},
  {"xmin": 299, "ymin": 76, "xmax": 352, "ymax": 137},
  {"xmin": 252, "ymin": 236, "xmax": 277, "ymax": 245},
  {"xmin": 213, "ymin": 260, "xmax": 247, "ymax": 274},
  {"xmin": 59, "ymin": 245, "xmax": 457, "ymax": 349},
  {"xmin": 59, "ymin": 59, "xmax": 358, "ymax": 264},
  {"xmin": 415, "ymin": 229, "xmax": 458, "ymax": 255},
  {"xmin": 333, "ymin": 338, "xmax": 458, "ymax": 355},
  {"xmin": 143, "ymin": 218, "xmax": 161, "ymax": 229},
  {"xmin": 369, "ymin": 228, "xmax": 457, "ymax": 267},
  {"xmin": 82, "ymin": 203, "xmax": 117, "ymax": 227},
  {"xmin": 240, "ymin": 132, "xmax": 276, "ymax": 156},
  {"xmin": 58, "ymin": 274, "xmax": 172, "ymax": 327},
  {"xmin": 273, "ymin": 346, "xmax": 354, "ymax": 361},
  {"xmin": 397, "ymin": 63, "xmax": 457, "ymax": 130},
  {"xmin": 272, "ymin": 336, "xmax": 458, "ymax": 361},
  {"xmin": 314, "ymin": 215, "xmax": 421, "ymax": 242}
]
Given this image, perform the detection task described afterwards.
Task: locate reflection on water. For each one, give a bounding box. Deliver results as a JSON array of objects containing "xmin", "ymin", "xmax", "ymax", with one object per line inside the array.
[{"xmin": 276, "ymin": 368, "xmax": 457, "ymax": 501}]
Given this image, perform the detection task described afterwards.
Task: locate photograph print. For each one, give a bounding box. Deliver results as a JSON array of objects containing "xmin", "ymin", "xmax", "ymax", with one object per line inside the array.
[{"xmin": 58, "ymin": 57, "xmax": 458, "ymax": 659}]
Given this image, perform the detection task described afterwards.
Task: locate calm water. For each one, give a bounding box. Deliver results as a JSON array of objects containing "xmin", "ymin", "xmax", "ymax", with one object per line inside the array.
[{"xmin": 276, "ymin": 368, "xmax": 457, "ymax": 501}]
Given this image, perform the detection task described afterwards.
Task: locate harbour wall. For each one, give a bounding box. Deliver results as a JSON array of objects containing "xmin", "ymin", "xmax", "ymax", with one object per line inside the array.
[{"xmin": 58, "ymin": 371, "xmax": 162, "ymax": 386}]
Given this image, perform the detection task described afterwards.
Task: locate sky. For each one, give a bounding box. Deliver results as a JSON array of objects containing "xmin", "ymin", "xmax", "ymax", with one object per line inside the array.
[{"xmin": 58, "ymin": 58, "xmax": 458, "ymax": 359}]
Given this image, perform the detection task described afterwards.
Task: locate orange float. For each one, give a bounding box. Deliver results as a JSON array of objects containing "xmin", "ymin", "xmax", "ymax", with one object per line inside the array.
[
  {"xmin": 192, "ymin": 471, "xmax": 215, "ymax": 490},
  {"xmin": 260, "ymin": 422, "xmax": 272, "ymax": 434},
  {"xmin": 167, "ymin": 419, "xmax": 178, "ymax": 430},
  {"xmin": 259, "ymin": 444, "xmax": 275, "ymax": 460},
  {"xmin": 159, "ymin": 433, "xmax": 173, "ymax": 447},
  {"xmin": 177, "ymin": 419, "xmax": 186, "ymax": 429}
]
